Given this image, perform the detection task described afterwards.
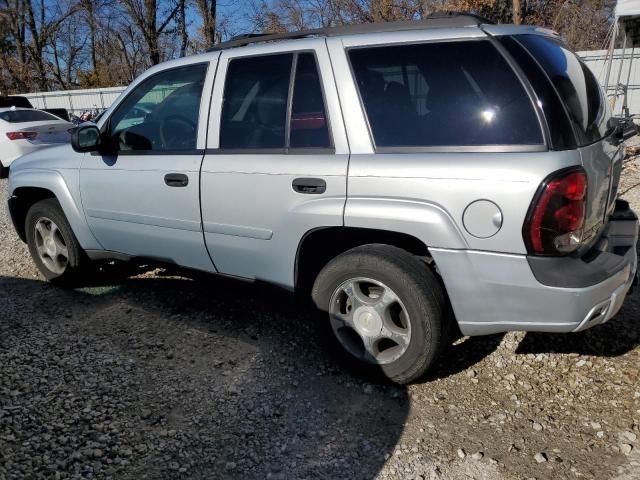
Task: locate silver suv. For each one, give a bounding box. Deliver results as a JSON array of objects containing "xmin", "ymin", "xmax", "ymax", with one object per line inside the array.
[{"xmin": 7, "ymin": 15, "xmax": 639, "ymax": 383}]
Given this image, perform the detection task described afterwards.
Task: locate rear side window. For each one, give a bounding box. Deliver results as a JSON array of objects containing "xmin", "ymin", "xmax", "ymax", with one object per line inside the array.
[
  {"xmin": 0, "ymin": 110, "xmax": 60, "ymax": 123},
  {"xmin": 499, "ymin": 36, "xmax": 576, "ymax": 150},
  {"xmin": 290, "ymin": 53, "xmax": 330, "ymax": 148},
  {"xmin": 349, "ymin": 40, "xmax": 543, "ymax": 148},
  {"xmin": 220, "ymin": 52, "xmax": 331, "ymax": 150},
  {"xmin": 221, "ymin": 54, "xmax": 292, "ymax": 149},
  {"xmin": 515, "ymin": 34, "xmax": 611, "ymax": 146}
]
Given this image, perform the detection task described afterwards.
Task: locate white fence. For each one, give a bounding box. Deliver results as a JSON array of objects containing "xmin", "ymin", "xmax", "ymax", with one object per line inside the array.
[
  {"xmin": 579, "ymin": 48, "xmax": 640, "ymax": 116},
  {"xmin": 19, "ymin": 86, "xmax": 125, "ymax": 116},
  {"xmin": 12, "ymin": 48, "xmax": 640, "ymax": 117}
]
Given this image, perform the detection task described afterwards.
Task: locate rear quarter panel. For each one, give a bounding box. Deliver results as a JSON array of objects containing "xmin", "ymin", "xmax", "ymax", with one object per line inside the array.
[
  {"xmin": 346, "ymin": 151, "xmax": 582, "ymax": 253},
  {"xmin": 579, "ymin": 139, "xmax": 623, "ymax": 245}
]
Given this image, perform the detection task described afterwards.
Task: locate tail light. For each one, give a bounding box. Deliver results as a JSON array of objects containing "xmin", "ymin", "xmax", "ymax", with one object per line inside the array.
[
  {"xmin": 524, "ymin": 167, "xmax": 587, "ymax": 255},
  {"xmin": 6, "ymin": 131, "xmax": 37, "ymax": 140}
]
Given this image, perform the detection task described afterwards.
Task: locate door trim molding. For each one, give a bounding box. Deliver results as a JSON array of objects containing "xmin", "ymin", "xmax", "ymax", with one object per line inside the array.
[
  {"xmin": 86, "ymin": 208, "xmax": 202, "ymax": 232},
  {"xmin": 203, "ymin": 221, "xmax": 273, "ymax": 240}
]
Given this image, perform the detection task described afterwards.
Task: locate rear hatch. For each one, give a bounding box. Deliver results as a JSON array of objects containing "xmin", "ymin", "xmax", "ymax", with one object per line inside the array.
[{"xmin": 511, "ymin": 33, "xmax": 620, "ymax": 246}]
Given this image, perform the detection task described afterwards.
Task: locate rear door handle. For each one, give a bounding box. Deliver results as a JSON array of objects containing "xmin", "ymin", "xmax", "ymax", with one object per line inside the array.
[
  {"xmin": 292, "ymin": 177, "xmax": 326, "ymax": 194},
  {"xmin": 164, "ymin": 173, "xmax": 189, "ymax": 187}
]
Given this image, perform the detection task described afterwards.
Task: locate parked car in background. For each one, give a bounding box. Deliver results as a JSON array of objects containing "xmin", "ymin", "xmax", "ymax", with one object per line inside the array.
[
  {"xmin": 5, "ymin": 14, "xmax": 639, "ymax": 383},
  {"xmin": 0, "ymin": 108, "xmax": 73, "ymax": 178},
  {"xmin": 0, "ymin": 96, "xmax": 70, "ymax": 122},
  {"xmin": 41, "ymin": 108, "xmax": 71, "ymax": 122},
  {"xmin": 0, "ymin": 96, "xmax": 33, "ymax": 109}
]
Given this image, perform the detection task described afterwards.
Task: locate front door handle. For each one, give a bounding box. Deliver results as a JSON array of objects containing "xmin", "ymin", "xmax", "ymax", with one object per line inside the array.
[
  {"xmin": 164, "ymin": 173, "xmax": 189, "ymax": 187},
  {"xmin": 292, "ymin": 177, "xmax": 326, "ymax": 194}
]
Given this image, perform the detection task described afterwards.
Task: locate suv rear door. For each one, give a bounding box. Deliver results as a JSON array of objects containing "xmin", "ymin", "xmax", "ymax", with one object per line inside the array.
[{"xmin": 200, "ymin": 39, "xmax": 349, "ymax": 287}]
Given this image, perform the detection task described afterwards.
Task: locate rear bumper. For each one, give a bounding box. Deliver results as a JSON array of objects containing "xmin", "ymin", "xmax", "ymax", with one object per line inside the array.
[{"xmin": 431, "ymin": 201, "xmax": 638, "ymax": 335}]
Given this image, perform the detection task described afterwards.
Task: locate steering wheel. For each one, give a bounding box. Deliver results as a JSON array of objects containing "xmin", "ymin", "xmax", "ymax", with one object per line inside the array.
[{"xmin": 159, "ymin": 114, "xmax": 197, "ymax": 149}]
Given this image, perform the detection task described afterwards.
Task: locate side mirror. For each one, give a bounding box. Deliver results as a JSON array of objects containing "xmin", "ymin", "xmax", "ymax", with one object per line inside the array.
[{"xmin": 71, "ymin": 124, "xmax": 101, "ymax": 152}]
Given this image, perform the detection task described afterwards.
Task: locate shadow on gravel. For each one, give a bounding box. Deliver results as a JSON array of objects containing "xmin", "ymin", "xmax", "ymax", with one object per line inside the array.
[
  {"xmin": 422, "ymin": 333, "xmax": 505, "ymax": 382},
  {"xmin": 0, "ymin": 268, "xmax": 409, "ymax": 479}
]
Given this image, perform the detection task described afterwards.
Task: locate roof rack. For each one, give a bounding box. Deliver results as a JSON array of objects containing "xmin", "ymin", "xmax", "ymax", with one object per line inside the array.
[{"xmin": 208, "ymin": 12, "xmax": 494, "ymax": 51}]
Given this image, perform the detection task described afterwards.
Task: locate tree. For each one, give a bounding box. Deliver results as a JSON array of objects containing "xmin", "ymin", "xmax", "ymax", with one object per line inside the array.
[
  {"xmin": 50, "ymin": 11, "xmax": 87, "ymax": 88},
  {"xmin": 195, "ymin": 0, "xmax": 216, "ymax": 48},
  {"xmin": 524, "ymin": 0, "xmax": 614, "ymax": 50},
  {"xmin": 0, "ymin": 0, "xmax": 618, "ymax": 95},
  {"xmin": 120, "ymin": 0, "xmax": 181, "ymax": 65}
]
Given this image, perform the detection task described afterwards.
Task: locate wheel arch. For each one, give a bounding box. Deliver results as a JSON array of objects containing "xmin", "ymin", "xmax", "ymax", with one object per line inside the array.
[
  {"xmin": 8, "ymin": 186, "xmax": 56, "ymax": 242},
  {"xmin": 295, "ymin": 226, "xmax": 433, "ymax": 295},
  {"xmin": 8, "ymin": 169, "xmax": 101, "ymax": 250}
]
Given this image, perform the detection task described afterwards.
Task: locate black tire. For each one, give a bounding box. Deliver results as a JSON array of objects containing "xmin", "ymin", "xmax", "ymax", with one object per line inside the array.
[
  {"xmin": 25, "ymin": 198, "xmax": 88, "ymax": 285},
  {"xmin": 311, "ymin": 244, "xmax": 449, "ymax": 384}
]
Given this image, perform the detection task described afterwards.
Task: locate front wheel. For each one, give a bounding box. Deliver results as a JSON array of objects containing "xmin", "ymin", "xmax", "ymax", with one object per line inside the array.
[
  {"xmin": 25, "ymin": 198, "xmax": 88, "ymax": 285},
  {"xmin": 312, "ymin": 244, "xmax": 448, "ymax": 384}
]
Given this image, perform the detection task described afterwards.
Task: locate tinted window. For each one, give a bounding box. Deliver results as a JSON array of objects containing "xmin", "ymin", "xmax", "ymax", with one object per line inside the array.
[
  {"xmin": 349, "ymin": 40, "xmax": 543, "ymax": 148},
  {"xmin": 0, "ymin": 96, "xmax": 33, "ymax": 108},
  {"xmin": 290, "ymin": 53, "xmax": 330, "ymax": 148},
  {"xmin": 220, "ymin": 54, "xmax": 293, "ymax": 149},
  {"xmin": 44, "ymin": 108, "xmax": 70, "ymax": 121},
  {"xmin": 0, "ymin": 109, "xmax": 60, "ymax": 123},
  {"xmin": 516, "ymin": 34, "xmax": 610, "ymax": 146},
  {"xmin": 110, "ymin": 63, "xmax": 208, "ymax": 152},
  {"xmin": 499, "ymin": 36, "xmax": 576, "ymax": 150}
]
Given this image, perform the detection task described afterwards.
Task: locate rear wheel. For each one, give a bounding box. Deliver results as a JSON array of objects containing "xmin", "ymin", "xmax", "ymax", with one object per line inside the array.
[
  {"xmin": 312, "ymin": 244, "xmax": 448, "ymax": 384},
  {"xmin": 25, "ymin": 198, "xmax": 88, "ymax": 285}
]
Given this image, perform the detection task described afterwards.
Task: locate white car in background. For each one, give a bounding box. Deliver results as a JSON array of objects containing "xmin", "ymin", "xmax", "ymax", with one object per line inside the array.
[{"xmin": 0, "ymin": 107, "xmax": 73, "ymax": 178}]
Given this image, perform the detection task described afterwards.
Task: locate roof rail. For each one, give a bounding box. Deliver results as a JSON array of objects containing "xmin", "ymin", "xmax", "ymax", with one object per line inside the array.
[
  {"xmin": 427, "ymin": 11, "xmax": 494, "ymax": 25},
  {"xmin": 208, "ymin": 12, "xmax": 494, "ymax": 51}
]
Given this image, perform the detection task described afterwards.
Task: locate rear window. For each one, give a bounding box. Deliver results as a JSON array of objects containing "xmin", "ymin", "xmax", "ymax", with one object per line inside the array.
[
  {"xmin": 0, "ymin": 110, "xmax": 60, "ymax": 123},
  {"xmin": 515, "ymin": 34, "xmax": 611, "ymax": 146},
  {"xmin": 348, "ymin": 40, "xmax": 543, "ymax": 148}
]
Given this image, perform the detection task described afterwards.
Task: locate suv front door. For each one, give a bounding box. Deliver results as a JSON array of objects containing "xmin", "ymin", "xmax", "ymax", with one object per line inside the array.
[
  {"xmin": 201, "ymin": 40, "xmax": 349, "ymax": 287},
  {"xmin": 80, "ymin": 59, "xmax": 218, "ymax": 271}
]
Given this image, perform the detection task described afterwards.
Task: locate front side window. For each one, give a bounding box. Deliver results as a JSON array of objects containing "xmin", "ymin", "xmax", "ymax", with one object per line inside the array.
[
  {"xmin": 109, "ymin": 63, "xmax": 208, "ymax": 152},
  {"xmin": 219, "ymin": 52, "xmax": 331, "ymax": 150},
  {"xmin": 349, "ymin": 40, "xmax": 544, "ymax": 148},
  {"xmin": 515, "ymin": 34, "xmax": 611, "ymax": 146}
]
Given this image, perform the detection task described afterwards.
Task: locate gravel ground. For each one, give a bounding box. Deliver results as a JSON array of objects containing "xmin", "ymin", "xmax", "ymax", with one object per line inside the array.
[{"xmin": 1, "ymin": 153, "xmax": 640, "ymax": 480}]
